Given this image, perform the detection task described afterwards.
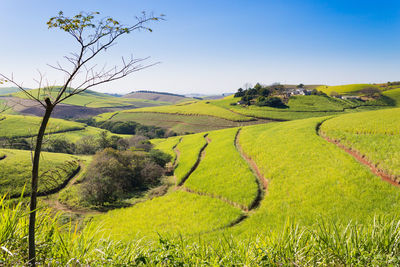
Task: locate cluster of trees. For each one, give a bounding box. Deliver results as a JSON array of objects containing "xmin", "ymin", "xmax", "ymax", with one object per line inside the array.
[
  {"xmin": 81, "ymin": 147, "xmax": 171, "ymax": 205},
  {"xmin": 233, "ymin": 83, "xmax": 287, "ymax": 108},
  {"xmin": 77, "ymin": 118, "xmax": 175, "ymax": 138},
  {"xmin": 0, "ymin": 131, "xmax": 156, "ymax": 155}
]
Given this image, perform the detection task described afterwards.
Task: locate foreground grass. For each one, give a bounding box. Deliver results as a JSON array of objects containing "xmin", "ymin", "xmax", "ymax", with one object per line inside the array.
[
  {"xmin": 0, "ymin": 149, "xmax": 80, "ymax": 196},
  {"xmin": 184, "ymin": 128, "xmax": 259, "ymax": 209},
  {"xmin": 230, "ymin": 117, "xmax": 400, "ymax": 235},
  {"xmin": 3, "ymin": 196, "xmax": 400, "ymax": 265},
  {"xmin": 320, "ymin": 107, "xmax": 400, "ymax": 178}
]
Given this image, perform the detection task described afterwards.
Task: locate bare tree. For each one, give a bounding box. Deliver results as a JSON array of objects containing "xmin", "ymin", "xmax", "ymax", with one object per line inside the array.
[{"xmin": 0, "ymin": 11, "xmax": 163, "ymax": 266}]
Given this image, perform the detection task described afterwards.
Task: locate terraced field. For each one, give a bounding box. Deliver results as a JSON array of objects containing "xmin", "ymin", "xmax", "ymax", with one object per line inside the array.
[
  {"xmin": 96, "ymin": 111, "xmax": 400, "ymax": 241},
  {"xmin": 95, "ymin": 111, "xmax": 264, "ymax": 134},
  {"xmin": 97, "ymin": 191, "xmax": 243, "ymax": 240},
  {"xmin": 95, "ymin": 126, "xmax": 266, "ymax": 238},
  {"xmin": 0, "ymin": 149, "xmax": 80, "ymax": 197},
  {"xmin": 230, "ymin": 117, "xmax": 400, "ymax": 235},
  {"xmin": 320, "ymin": 108, "xmax": 400, "ymax": 181},
  {"xmin": 108, "ymin": 101, "xmax": 253, "ymax": 121},
  {"xmin": 0, "ymin": 115, "xmax": 85, "ymax": 138},
  {"xmin": 0, "ymin": 114, "xmax": 128, "ymax": 142}
]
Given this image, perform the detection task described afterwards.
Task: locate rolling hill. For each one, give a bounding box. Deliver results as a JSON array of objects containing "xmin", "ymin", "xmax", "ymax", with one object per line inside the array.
[{"xmin": 123, "ymin": 90, "xmax": 191, "ymax": 103}]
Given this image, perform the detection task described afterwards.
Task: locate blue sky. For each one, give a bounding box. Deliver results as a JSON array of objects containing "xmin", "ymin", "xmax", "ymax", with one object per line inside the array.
[{"xmin": 1, "ymin": 0, "xmax": 400, "ymax": 94}]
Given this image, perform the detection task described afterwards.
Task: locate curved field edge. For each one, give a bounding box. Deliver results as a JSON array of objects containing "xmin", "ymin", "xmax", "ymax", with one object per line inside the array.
[
  {"xmin": 0, "ymin": 149, "xmax": 81, "ymax": 197},
  {"xmin": 98, "ymin": 101, "xmax": 254, "ymax": 122},
  {"xmin": 227, "ymin": 117, "xmax": 400, "ymax": 236},
  {"xmin": 92, "ymin": 190, "xmax": 243, "ymax": 241},
  {"xmin": 184, "ymin": 128, "xmax": 259, "ymax": 209},
  {"xmin": 319, "ymin": 107, "xmax": 400, "ymax": 179}
]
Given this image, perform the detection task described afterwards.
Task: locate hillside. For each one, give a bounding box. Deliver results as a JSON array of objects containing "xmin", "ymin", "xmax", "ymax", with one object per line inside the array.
[
  {"xmin": 0, "ymin": 149, "xmax": 81, "ymax": 197},
  {"xmin": 0, "ymin": 87, "xmax": 23, "ymax": 95},
  {"xmin": 93, "ymin": 108, "xmax": 400, "ymax": 241},
  {"xmin": 123, "ymin": 90, "xmax": 191, "ymax": 103},
  {"xmin": 12, "ymin": 87, "xmax": 168, "ymax": 108}
]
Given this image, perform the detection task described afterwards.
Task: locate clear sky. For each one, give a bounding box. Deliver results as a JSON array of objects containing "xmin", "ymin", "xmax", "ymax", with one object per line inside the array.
[{"xmin": 1, "ymin": 0, "xmax": 400, "ymax": 95}]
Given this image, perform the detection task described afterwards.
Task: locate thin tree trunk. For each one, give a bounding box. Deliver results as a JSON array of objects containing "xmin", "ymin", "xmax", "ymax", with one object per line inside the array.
[{"xmin": 28, "ymin": 99, "xmax": 53, "ymax": 266}]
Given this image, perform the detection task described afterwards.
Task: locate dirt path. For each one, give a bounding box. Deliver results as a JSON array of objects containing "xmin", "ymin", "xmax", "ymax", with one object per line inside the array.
[
  {"xmin": 176, "ymin": 133, "xmax": 210, "ymax": 186},
  {"xmin": 321, "ymin": 134, "xmax": 400, "ymax": 188},
  {"xmin": 234, "ymin": 128, "xmax": 269, "ymax": 210},
  {"xmin": 316, "ymin": 119, "xmax": 400, "ymax": 188}
]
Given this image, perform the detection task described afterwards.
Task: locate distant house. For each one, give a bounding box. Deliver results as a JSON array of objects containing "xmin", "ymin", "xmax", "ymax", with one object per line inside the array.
[
  {"xmin": 342, "ymin": 95, "xmax": 361, "ymax": 100},
  {"xmin": 286, "ymin": 88, "xmax": 311, "ymax": 96}
]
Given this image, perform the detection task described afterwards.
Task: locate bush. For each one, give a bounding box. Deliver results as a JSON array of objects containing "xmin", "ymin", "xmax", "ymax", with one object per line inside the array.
[
  {"xmin": 43, "ymin": 137, "xmax": 76, "ymax": 154},
  {"xmin": 81, "ymin": 148, "xmax": 169, "ymax": 205}
]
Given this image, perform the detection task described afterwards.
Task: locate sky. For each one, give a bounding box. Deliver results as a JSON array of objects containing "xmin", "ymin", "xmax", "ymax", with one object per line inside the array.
[{"xmin": 1, "ymin": 0, "xmax": 400, "ymax": 95}]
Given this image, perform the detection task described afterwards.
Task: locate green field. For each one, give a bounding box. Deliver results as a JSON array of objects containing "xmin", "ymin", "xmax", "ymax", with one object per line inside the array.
[
  {"xmin": 0, "ymin": 114, "xmax": 85, "ymax": 138},
  {"xmin": 174, "ymin": 133, "xmax": 207, "ymax": 184},
  {"xmin": 151, "ymin": 136, "xmax": 181, "ymax": 164},
  {"xmin": 316, "ymin": 84, "xmax": 382, "ymax": 95},
  {"xmin": 94, "ymin": 190, "xmax": 243, "ymax": 240},
  {"xmin": 228, "ymin": 117, "xmax": 400, "ymax": 236},
  {"xmin": 209, "ymin": 94, "xmax": 377, "ymax": 120},
  {"xmin": 184, "ymin": 128, "xmax": 259, "ymax": 209},
  {"xmin": 96, "ymin": 111, "xmax": 268, "ymax": 134},
  {"xmin": 112, "ymin": 101, "xmax": 254, "ymax": 121},
  {"xmin": 0, "ymin": 114, "xmax": 129, "ymax": 142},
  {"xmin": 320, "ymin": 108, "xmax": 400, "ymax": 178},
  {"xmin": 383, "ymin": 87, "xmax": 400, "ymax": 106},
  {"xmin": 13, "ymin": 88, "xmax": 168, "ymax": 108},
  {"xmin": 0, "ymin": 149, "xmax": 80, "ymax": 196}
]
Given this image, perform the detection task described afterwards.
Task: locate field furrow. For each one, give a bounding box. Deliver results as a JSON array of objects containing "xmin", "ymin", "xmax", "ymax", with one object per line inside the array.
[
  {"xmin": 184, "ymin": 128, "xmax": 259, "ymax": 209},
  {"xmin": 174, "ymin": 133, "xmax": 208, "ymax": 185},
  {"xmin": 229, "ymin": 117, "xmax": 400, "ymax": 235}
]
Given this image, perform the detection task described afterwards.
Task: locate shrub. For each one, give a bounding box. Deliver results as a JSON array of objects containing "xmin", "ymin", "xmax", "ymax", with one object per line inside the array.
[{"xmin": 81, "ymin": 148, "xmax": 168, "ymax": 205}]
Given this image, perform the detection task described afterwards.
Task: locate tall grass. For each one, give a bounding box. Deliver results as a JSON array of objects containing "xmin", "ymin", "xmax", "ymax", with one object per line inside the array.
[{"xmin": 3, "ymin": 193, "xmax": 400, "ymax": 265}]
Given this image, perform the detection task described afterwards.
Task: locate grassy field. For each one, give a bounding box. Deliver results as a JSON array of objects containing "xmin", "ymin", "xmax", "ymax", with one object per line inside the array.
[
  {"xmin": 151, "ymin": 136, "xmax": 181, "ymax": 164},
  {"xmin": 316, "ymin": 84, "xmax": 382, "ymax": 95},
  {"xmin": 114, "ymin": 101, "xmax": 254, "ymax": 121},
  {"xmin": 95, "ymin": 111, "xmax": 262, "ymax": 134},
  {"xmin": 0, "ymin": 114, "xmax": 85, "ymax": 138},
  {"xmin": 93, "ymin": 190, "xmax": 243, "ymax": 240},
  {"xmin": 0, "ymin": 114, "xmax": 129, "ymax": 142},
  {"xmin": 320, "ymin": 108, "xmax": 400, "ymax": 178},
  {"xmin": 13, "ymin": 88, "xmax": 168, "ymax": 108},
  {"xmin": 383, "ymin": 87, "xmax": 400, "ymax": 106},
  {"xmin": 184, "ymin": 128, "xmax": 259, "ymax": 209},
  {"xmin": 225, "ymin": 117, "xmax": 400, "ymax": 236},
  {"xmin": 173, "ymin": 133, "xmax": 207, "ymax": 184},
  {"xmin": 0, "ymin": 149, "xmax": 80, "ymax": 196}
]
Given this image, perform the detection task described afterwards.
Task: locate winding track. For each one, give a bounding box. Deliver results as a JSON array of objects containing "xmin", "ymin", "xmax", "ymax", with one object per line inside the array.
[
  {"xmin": 317, "ymin": 119, "xmax": 400, "ymax": 188},
  {"xmin": 174, "ymin": 128, "xmax": 268, "ymax": 228}
]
